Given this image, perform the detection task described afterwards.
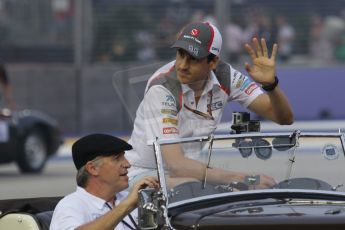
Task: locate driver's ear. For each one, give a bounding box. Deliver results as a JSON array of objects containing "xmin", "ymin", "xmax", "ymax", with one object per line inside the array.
[{"xmin": 210, "ymin": 56, "xmax": 220, "ymax": 70}]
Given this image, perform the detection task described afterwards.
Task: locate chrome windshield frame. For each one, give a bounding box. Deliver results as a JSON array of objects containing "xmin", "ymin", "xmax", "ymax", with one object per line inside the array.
[{"xmin": 153, "ymin": 130, "xmax": 345, "ymax": 208}]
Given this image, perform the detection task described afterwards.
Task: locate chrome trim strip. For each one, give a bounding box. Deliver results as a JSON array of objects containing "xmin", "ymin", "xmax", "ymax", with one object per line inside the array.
[
  {"xmin": 156, "ymin": 131, "xmax": 343, "ymax": 145},
  {"xmin": 167, "ymin": 189, "xmax": 345, "ymax": 209}
]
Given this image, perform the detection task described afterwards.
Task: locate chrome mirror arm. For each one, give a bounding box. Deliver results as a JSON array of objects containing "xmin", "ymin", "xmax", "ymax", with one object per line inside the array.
[
  {"xmin": 285, "ymin": 130, "xmax": 301, "ymax": 180},
  {"xmin": 152, "ymin": 140, "xmax": 175, "ymax": 229},
  {"xmin": 202, "ymin": 134, "xmax": 214, "ymax": 189},
  {"xmin": 153, "ymin": 139, "xmax": 169, "ymax": 201}
]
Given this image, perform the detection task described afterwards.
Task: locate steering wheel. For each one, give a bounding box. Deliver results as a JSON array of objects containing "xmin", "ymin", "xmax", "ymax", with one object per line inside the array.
[
  {"xmin": 169, "ymin": 178, "xmax": 334, "ymax": 203},
  {"xmin": 169, "ymin": 181, "xmax": 227, "ymax": 202},
  {"xmin": 274, "ymin": 177, "xmax": 333, "ymax": 190},
  {"xmin": 169, "ymin": 180, "xmax": 252, "ymax": 203}
]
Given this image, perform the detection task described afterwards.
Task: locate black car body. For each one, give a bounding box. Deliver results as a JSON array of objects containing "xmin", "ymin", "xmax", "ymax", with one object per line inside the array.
[{"xmin": 0, "ymin": 108, "xmax": 62, "ymax": 173}]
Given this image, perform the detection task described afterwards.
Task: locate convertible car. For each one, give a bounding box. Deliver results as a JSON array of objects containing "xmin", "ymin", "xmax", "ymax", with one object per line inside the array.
[
  {"xmin": 137, "ymin": 113, "xmax": 345, "ymax": 229},
  {"xmin": 0, "ymin": 108, "xmax": 62, "ymax": 173},
  {"xmin": 1, "ymin": 113, "xmax": 345, "ymax": 230}
]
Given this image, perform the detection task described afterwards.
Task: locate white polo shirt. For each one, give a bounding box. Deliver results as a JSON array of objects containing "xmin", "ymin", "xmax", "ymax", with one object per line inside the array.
[
  {"xmin": 126, "ymin": 60, "xmax": 262, "ymax": 178},
  {"xmin": 50, "ymin": 187, "xmax": 137, "ymax": 230}
]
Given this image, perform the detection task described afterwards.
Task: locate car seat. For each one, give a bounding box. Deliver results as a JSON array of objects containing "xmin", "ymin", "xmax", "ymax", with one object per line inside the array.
[{"xmin": 0, "ymin": 212, "xmax": 41, "ymax": 230}]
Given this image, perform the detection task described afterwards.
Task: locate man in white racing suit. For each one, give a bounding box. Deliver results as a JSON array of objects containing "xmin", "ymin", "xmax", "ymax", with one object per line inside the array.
[{"xmin": 126, "ymin": 21, "xmax": 294, "ymax": 189}]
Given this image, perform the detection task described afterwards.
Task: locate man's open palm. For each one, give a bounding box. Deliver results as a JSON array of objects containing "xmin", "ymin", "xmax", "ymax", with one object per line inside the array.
[{"xmin": 244, "ymin": 38, "xmax": 277, "ymax": 85}]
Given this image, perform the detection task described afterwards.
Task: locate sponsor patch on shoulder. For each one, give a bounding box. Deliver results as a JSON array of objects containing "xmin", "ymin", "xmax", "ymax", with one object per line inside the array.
[{"xmin": 163, "ymin": 127, "xmax": 179, "ymax": 134}]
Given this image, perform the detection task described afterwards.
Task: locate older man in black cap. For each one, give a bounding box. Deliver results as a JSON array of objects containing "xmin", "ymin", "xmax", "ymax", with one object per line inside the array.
[{"xmin": 50, "ymin": 133, "xmax": 159, "ymax": 230}]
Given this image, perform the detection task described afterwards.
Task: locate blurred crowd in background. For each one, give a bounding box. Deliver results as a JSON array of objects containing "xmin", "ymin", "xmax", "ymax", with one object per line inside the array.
[
  {"xmin": 0, "ymin": 0, "xmax": 344, "ymax": 134},
  {"xmin": 0, "ymin": 0, "xmax": 344, "ymax": 65}
]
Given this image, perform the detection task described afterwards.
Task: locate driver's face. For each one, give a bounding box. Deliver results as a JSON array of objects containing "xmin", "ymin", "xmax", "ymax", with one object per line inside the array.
[{"xmin": 175, "ymin": 49, "xmax": 218, "ymax": 85}]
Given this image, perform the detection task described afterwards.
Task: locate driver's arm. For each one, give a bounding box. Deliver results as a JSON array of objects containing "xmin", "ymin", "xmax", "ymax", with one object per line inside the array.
[
  {"xmin": 162, "ymin": 144, "xmax": 276, "ymax": 189},
  {"xmin": 243, "ymin": 38, "xmax": 293, "ymax": 125},
  {"xmin": 163, "ymin": 144, "xmax": 245, "ymax": 184},
  {"xmin": 248, "ymin": 87, "xmax": 293, "ymax": 125}
]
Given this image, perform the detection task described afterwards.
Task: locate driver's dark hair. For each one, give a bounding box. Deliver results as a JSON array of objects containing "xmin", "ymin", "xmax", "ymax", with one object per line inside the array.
[{"xmin": 207, "ymin": 53, "xmax": 217, "ymax": 63}]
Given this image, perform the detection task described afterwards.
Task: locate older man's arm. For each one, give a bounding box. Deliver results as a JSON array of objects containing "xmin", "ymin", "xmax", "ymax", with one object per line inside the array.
[{"xmin": 75, "ymin": 176, "xmax": 159, "ymax": 230}]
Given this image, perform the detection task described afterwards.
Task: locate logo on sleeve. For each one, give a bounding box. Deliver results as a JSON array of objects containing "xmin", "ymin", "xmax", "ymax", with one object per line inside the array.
[
  {"xmin": 240, "ymin": 78, "xmax": 253, "ymax": 91},
  {"xmin": 244, "ymin": 82, "xmax": 258, "ymax": 95},
  {"xmin": 235, "ymin": 79, "xmax": 244, "ymax": 88}
]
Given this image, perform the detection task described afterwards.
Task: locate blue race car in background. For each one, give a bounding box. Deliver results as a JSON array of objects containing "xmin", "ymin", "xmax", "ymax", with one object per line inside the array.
[{"xmin": 0, "ymin": 108, "xmax": 62, "ymax": 173}]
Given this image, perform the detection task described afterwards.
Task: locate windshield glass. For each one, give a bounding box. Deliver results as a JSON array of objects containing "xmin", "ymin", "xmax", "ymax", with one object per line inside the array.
[{"xmin": 156, "ymin": 132, "xmax": 345, "ymax": 205}]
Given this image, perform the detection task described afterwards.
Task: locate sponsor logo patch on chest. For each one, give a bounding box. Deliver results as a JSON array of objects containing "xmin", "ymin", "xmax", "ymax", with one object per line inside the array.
[
  {"xmin": 208, "ymin": 101, "xmax": 223, "ymax": 111},
  {"xmin": 163, "ymin": 127, "xmax": 179, "ymax": 134},
  {"xmin": 162, "ymin": 95, "xmax": 176, "ymax": 107},
  {"xmin": 162, "ymin": 117, "xmax": 178, "ymax": 125},
  {"xmin": 161, "ymin": 109, "xmax": 178, "ymax": 116}
]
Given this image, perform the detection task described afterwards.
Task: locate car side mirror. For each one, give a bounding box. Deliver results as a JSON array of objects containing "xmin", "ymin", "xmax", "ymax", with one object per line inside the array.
[{"xmin": 138, "ymin": 188, "xmax": 159, "ymax": 229}]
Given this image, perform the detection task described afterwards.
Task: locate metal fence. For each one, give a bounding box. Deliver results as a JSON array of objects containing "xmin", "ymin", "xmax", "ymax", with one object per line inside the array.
[
  {"xmin": 0, "ymin": 0, "xmax": 344, "ymax": 65},
  {"xmin": 1, "ymin": 0, "xmax": 345, "ymax": 134}
]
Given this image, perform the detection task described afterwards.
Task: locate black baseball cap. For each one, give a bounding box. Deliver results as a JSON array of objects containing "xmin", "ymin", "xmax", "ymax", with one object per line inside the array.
[
  {"xmin": 72, "ymin": 134, "xmax": 132, "ymax": 170},
  {"xmin": 171, "ymin": 21, "xmax": 222, "ymax": 59}
]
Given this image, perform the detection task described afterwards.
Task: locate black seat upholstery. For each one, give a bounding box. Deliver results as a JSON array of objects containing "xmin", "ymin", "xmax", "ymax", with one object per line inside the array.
[{"xmin": 36, "ymin": 211, "xmax": 54, "ymax": 230}]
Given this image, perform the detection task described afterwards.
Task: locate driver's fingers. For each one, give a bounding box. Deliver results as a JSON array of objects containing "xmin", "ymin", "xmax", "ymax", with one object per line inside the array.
[
  {"xmin": 271, "ymin": 43, "xmax": 278, "ymax": 60},
  {"xmin": 253, "ymin": 37, "xmax": 263, "ymax": 57},
  {"xmin": 244, "ymin": 43, "xmax": 257, "ymax": 60},
  {"xmin": 261, "ymin": 38, "xmax": 268, "ymax": 57}
]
